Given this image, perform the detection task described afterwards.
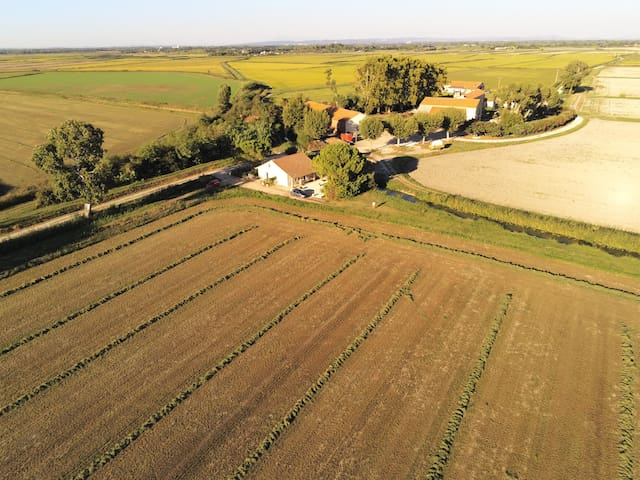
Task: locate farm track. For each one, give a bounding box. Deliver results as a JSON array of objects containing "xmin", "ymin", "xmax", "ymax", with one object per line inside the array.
[
  {"xmin": 255, "ymin": 204, "xmax": 640, "ymax": 298},
  {"xmin": 619, "ymin": 324, "xmax": 635, "ymax": 480},
  {"xmin": 90, "ymin": 251, "xmax": 415, "ymax": 479},
  {"xmin": 0, "ymin": 236, "xmax": 299, "ymax": 419},
  {"xmin": 0, "ymin": 209, "xmax": 265, "ymax": 345},
  {"xmin": 445, "ymin": 282, "xmax": 625, "ymax": 479},
  {"xmin": 0, "ymin": 225, "xmax": 257, "ymax": 358},
  {"xmin": 0, "ymin": 226, "xmax": 287, "ymax": 404},
  {"xmin": 252, "ymin": 265, "xmax": 506, "ymax": 479}
]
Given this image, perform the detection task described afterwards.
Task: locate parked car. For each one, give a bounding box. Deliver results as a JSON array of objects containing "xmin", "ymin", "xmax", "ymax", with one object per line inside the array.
[{"xmin": 291, "ymin": 188, "xmax": 308, "ymax": 198}]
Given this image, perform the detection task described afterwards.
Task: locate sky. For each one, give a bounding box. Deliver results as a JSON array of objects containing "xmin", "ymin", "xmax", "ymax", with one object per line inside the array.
[{"xmin": 1, "ymin": 0, "xmax": 638, "ymax": 49}]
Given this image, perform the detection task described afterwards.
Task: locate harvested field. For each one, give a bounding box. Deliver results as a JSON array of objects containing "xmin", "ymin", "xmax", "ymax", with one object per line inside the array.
[
  {"xmin": 586, "ymin": 66, "xmax": 640, "ymax": 119},
  {"xmin": 410, "ymin": 119, "xmax": 640, "ymax": 233},
  {"xmin": 1, "ymin": 198, "xmax": 639, "ymax": 480}
]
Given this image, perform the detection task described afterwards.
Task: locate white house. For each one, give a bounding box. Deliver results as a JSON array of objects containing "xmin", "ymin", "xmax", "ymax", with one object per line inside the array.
[
  {"xmin": 257, "ymin": 152, "xmax": 317, "ymax": 188},
  {"xmin": 442, "ymin": 80, "xmax": 485, "ymax": 97},
  {"xmin": 417, "ymin": 96, "xmax": 483, "ymax": 121}
]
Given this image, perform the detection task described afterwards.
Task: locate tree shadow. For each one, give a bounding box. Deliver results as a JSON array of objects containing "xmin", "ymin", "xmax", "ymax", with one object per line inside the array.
[
  {"xmin": 574, "ymin": 85, "xmax": 594, "ymax": 93},
  {"xmin": 390, "ymin": 156, "xmax": 418, "ymax": 174}
]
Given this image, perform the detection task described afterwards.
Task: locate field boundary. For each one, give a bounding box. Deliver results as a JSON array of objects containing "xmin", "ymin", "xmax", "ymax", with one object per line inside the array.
[
  {"xmin": 68, "ymin": 253, "xmax": 365, "ymax": 479},
  {"xmin": 0, "ymin": 225, "xmax": 257, "ymax": 357},
  {"xmin": 0, "ymin": 205, "xmax": 218, "ymax": 297},
  {"xmin": 254, "ymin": 204, "xmax": 640, "ymax": 299},
  {"xmin": 0, "ymin": 236, "xmax": 299, "ymax": 419},
  {"xmin": 425, "ymin": 293, "xmax": 512, "ymax": 480},
  {"xmin": 619, "ymin": 323, "xmax": 635, "ymax": 480},
  {"xmin": 229, "ymin": 270, "xmax": 419, "ymax": 479}
]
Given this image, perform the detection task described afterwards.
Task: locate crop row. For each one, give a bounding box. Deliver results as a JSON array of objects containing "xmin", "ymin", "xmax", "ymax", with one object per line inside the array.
[
  {"xmin": 0, "ymin": 225, "xmax": 257, "ymax": 358},
  {"xmin": 425, "ymin": 293, "xmax": 512, "ymax": 480},
  {"xmin": 69, "ymin": 253, "xmax": 365, "ymax": 479},
  {"xmin": 256, "ymin": 205, "xmax": 640, "ymax": 299},
  {"xmin": 0, "ymin": 206, "xmax": 218, "ymax": 298},
  {"xmin": 0, "ymin": 236, "xmax": 299, "ymax": 419},
  {"xmin": 229, "ymin": 270, "xmax": 419, "ymax": 479},
  {"xmin": 618, "ymin": 323, "xmax": 635, "ymax": 480}
]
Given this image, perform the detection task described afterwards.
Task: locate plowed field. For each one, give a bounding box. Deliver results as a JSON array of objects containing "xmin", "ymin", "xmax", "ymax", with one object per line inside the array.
[{"xmin": 1, "ymin": 198, "xmax": 638, "ymax": 480}]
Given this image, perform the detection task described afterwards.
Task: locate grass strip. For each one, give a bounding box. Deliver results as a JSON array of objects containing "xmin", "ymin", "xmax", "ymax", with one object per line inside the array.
[
  {"xmin": 68, "ymin": 252, "xmax": 364, "ymax": 479},
  {"xmin": 425, "ymin": 293, "xmax": 512, "ymax": 480},
  {"xmin": 228, "ymin": 270, "xmax": 419, "ymax": 479},
  {"xmin": 255, "ymin": 204, "xmax": 640, "ymax": 299},
  {"xmin": 0, "ymin": 225, "xmax": 257, "ymax": 358},
  {"xmin": 0, "ymin": 236, "xmax": 299, "ymax": 419},
  {"xmin": 619, "ymin": 323, "xmax": 635, "ymax": 480},
  {"xmin": 0, "ymin": 206, "xmax": 217, "ymax": 298}
]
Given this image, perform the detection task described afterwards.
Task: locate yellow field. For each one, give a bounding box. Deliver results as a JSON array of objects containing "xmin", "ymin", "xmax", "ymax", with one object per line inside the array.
[{"xmin": 0, "ymin": 91, "xmax": 197, "ymax": 189}]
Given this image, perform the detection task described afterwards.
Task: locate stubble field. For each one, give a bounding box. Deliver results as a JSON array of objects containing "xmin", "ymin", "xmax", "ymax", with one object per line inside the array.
[{"xmin": 0, "ymin": 198, "xmax": 638, "ymax": 479}]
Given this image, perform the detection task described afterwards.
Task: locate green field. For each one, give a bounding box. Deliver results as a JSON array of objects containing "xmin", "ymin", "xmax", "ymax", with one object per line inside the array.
[
  {"xmin": 0, "ymin": 91, "xmax": 197, "ymax": 190},
  {"xmin": 0, "ymin": 71, "xmax": 240, "ymax": 109}
]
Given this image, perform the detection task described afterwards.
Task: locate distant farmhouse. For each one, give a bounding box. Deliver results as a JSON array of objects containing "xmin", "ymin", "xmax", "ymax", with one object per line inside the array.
[
  {"xmin": 417, "ymin": 80, "xmax": 486, "ymax": 121},
  {"xmin": 257, "ymin": 152, "xmax": 317, "ymax": 188},
  {"xmin": 305, "ymin": 101, "xmax": 366, "ymax": 135}
]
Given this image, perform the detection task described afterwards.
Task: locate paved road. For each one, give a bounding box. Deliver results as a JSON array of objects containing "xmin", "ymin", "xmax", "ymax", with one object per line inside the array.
[{"xmin": 0, "ymin": 165, "xmax": 240, "ymax": 244}]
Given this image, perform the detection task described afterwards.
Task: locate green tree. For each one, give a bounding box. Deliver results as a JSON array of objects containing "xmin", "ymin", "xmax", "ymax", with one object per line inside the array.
[
  {"xmin": 498, "ymin": 109, "xmax": 525, "ymax": 136},
  {"xmin": 356, "ymin": 56, "xmax": 445, "ymax": 113},
  {"xmin": 303, "ymin": 108, "xmax": 330, "ymax": 140},
  {"xmin": 387, "ymin": 114, "xmax": 418, "ymax": 145},
  {"xmin": 282, "ymin": 95, "xmax": 306, "ymax": 139},
  {"xmin": 32, "ymin": 120, "xmax": 106, "ymax": 204},
  {"xmin": 325, "ymin": 68, "xmax": 338, "ymax": 102},
  {"xmin": 217, "ymin": 83, "xmax": 231, "ymax": 113},
  {"xmin": 415, "ymin": 111, "xmax": 444, "ymax": 143},
  {"xmin": 442, "ymin": 109, "xmax": 466, "ymax": 138},
  {"xmin": 557, "ymin": 61, "xmax": 590, "ymax": 93},
  {"xmin": 359, "ymin": 116, "xmax": 384, "ymax": 148},
  {"xmin": 312, "ymin": 143, "xmax": 373, "ymax": 198}
]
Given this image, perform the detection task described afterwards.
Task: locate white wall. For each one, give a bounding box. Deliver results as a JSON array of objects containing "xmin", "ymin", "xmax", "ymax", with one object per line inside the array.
[{"xmin": 257, "ymin": 160, "xmax": 290, "ymax": 187}]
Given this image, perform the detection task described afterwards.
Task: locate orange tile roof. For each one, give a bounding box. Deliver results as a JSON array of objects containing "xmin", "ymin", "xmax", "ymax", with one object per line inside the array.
[
  {"xmin": 331, "ymin": 108, "xmax": 361, "ymax": 121},
  {"xmin": 305, "ymin": 101, "xmax": 331, "ymax": 112},
  {"xmin": 446, "ymin": 80, "xmax": 484, "ymax": 90},
  {"xmin": 420, "ymin": 96, "xmax": 480, "ymax": 108},
  {"xmin": 464, "ymin": 89, "xmax": 485, "ymax": 99},
  {"xmin": 272, "ymin": 152, "xmax": 315, "ymax": 178}
]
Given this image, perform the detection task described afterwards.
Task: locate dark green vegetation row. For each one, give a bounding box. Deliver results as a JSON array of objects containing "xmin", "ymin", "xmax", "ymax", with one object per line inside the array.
[
  {"xmin": 0, "ymin": 204, "xmax": 217, "ymax": 296},
  {"xmin": 0, "ymin": 237, "xmax": 299, "ymax": 419},
  {"xmin": 69, "ymin": 253, "xmax": 364, "ymax": 479},
  {"xmin": 254, "ymin": 204, "xmax": 640, "ymax": 299},
  {"xmin": 0, "ymin": 225, "xmax": 256, "ymax": 357},
  {"xmin": 229, "ymin": 270, "xmax": 419, "ymax": 479},
  {"xmin": 425, "ymin": 294, "xmax": 512, "ymax": 480},
  {"xmin": 619, "ymin": 323, "xmax": 635, "ymax": 480}
]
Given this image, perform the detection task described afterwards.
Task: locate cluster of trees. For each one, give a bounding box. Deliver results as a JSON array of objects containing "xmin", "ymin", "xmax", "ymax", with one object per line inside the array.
[
  {"xmin": 355, "ymin": 56, "xmax": 445, "ymax": 113},
  {"xmin": 556, "ymin": 60, "xmax": 590, "ymax": 93},
  {"xmin": 281, "ymin": 95, "xmax": 331, "ymax": 145}
]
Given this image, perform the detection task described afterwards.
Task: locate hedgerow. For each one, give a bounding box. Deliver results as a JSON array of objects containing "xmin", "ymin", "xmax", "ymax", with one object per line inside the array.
[
  {"xmin": 0, "ymin": 225, "xmax": 257, "ymax": 357},
  {"xmin": 619, "ymin": 323, "xmax": 635, "ymax": 480},
  {"xmin": 68, "ymin": 253, "xmax": 364, "ymax": 479},
  {"xmin": 425, "ymin": 294, "xmax": 512, "ymax": 480},
  {"xmin": 229, "ymin": 270, "xmax": 419, "ymax": 479},
  {"xmin": 0, "ymin": 206, "xmax": 219, "ymax": 298},
  {"xmin": 0, "ymin": 236, "xmax": 298, "ymax": 419}
]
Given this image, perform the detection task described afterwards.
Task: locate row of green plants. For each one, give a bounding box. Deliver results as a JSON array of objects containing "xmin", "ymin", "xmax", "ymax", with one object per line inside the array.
[
  {"xmin": 0, "ymin": 205, "xmax": 218, "ymax": 297},
  {"xmin": 70, "ymin": 253, "xmax": 365, "ymax": 479},
  {"xmin": 393, "ymin": 177, "xmax": 640, "ymax": 258},
  {"xmin": 425, "ymin": 294, "xmax": 512, "ymax": 480},
  {"xmin": 618, "ymin": 323, "xmax": 636, "ymax": 480},
  {"xmin": 0, "ymin": 225, "xmax": 256, "ymax": 357},
  {"xmin": 253, "ymin": 203, "xmax": 640, "ymax": 299},
  {"xmin": 230, "ymin": 270, "xmax": 419, "ymax": 479},
  {"xmin": 0, "ymin": 237, "xmax": 299, "ymax": 419}
]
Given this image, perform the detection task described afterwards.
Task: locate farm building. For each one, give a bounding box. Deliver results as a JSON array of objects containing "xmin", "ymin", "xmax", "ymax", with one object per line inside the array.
[
  {"xmin": 257, "ymin": 152, "xmax": 317, "ymax": 188},
  {"xmin": 443, "ymin": 80, "xmax": 485, "ymax": 96},
  {"xmin": 305, "ymin": 101, "xmax": 366, "ymax": 135},
  {"xmin": 417, "ymin": 96, "xmax": 483, "ymax": 121}
]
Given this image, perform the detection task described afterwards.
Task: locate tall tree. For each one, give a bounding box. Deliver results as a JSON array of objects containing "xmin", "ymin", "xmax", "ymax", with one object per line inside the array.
[
  {"xmin": 415, "ymin": 111, "xmax": 444, "ymax": 143},
  {"xmin": 359, "ymin": 116, "xmax": 384, "ymax": 148},
  {"xmin": 312, "ymin": 143, "xmax": 373, "ymax": 198},
  {"xmin": 282, "ymin": 95, "xmax": 306, "ymax": 138},
  {"xmin": 302, "ymin": 108, "xmax": 330, "ymax": 140},
  {"xmin": 217, "ymin": 83, "xmax": 231, "ymax": 113},
  {"xmin": 387, "ymin": 114, "xmax": 418, "ymax": 145},
  {"xmin": 557, "ymin": 61, "xmax": 590, "ymax": 93},
  {"xmin": 442, "ymin": 109, "xmax": 467, "ymax": 138},
  {"xmin": 325, "ymin": 68, "xmax": 338, "ymax": 102},
  {"xmin": 356, "ymin": 56, "xmax": 446, "ymax": 113},
  {"xmin": 32, "ymin": 120, "xmax": 106, "ymax": 204}
]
